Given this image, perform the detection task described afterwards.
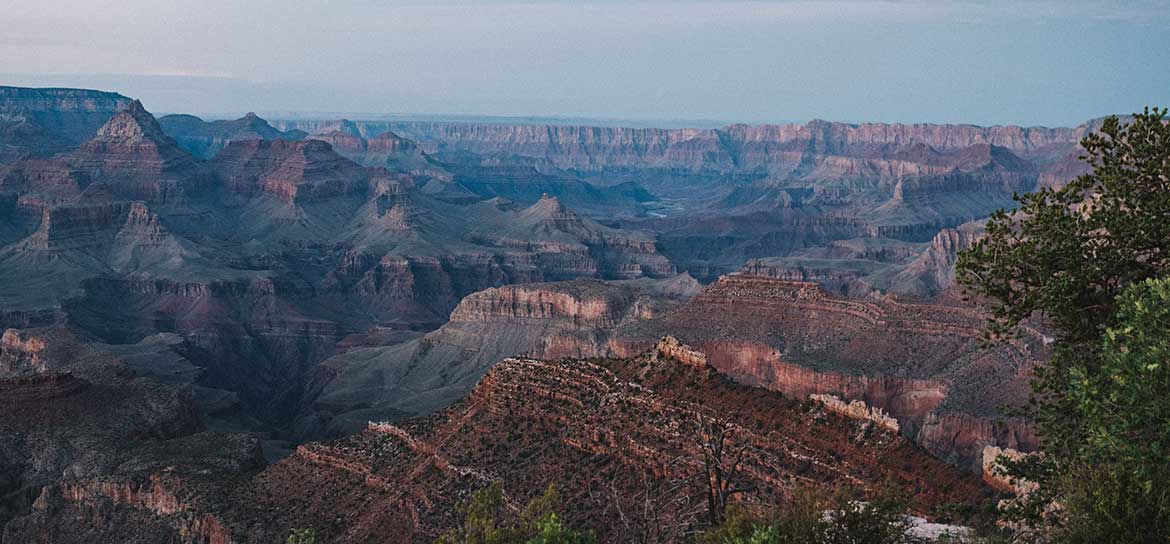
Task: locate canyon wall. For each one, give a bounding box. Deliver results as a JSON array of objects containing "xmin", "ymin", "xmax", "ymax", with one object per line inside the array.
[
  {"xmin": 357, "ymin": 118, "xmax": 1087, "ymax": 173},
  {"xmin": 612, "ymin": 274, "xmax": 1044, "ymax": 469}
]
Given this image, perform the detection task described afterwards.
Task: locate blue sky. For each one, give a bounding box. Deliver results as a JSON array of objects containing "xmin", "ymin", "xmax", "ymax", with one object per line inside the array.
[{"xmin": 2, "ymin": 0, "xmax": 1168, "ymax": 127}]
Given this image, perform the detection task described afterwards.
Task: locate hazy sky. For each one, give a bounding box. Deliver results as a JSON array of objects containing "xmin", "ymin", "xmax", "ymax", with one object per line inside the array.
[{"xmin": 2, "ymin": 0, "xmax": 1168, "ymax": 127}]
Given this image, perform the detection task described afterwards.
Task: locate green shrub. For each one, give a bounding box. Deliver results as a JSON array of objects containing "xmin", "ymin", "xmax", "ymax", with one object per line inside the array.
[
  {"xmin": 696, "ymin": 487, "xmax": 922, "ymax": 544},
  {"xmin": 527, "ymin": 513, "xmax": 596, "ymax": 544},
  {"xmin": 437, "ymin": 482, "xmax": 593, "ymax": 544},
  {"xmin": 287, "ymin": 528, "xmax": 317, "ymax": 544}
]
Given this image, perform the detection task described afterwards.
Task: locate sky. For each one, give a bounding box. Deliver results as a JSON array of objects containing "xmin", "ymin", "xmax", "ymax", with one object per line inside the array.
[{"xmin": 2, "ymin": 0, "xmax": 1168, "ymax": 127}]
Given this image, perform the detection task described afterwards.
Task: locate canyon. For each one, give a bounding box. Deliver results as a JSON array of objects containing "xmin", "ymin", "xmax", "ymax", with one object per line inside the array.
[
  {"xmin": 0, "ymin": 85, "xmax": 1099, "ymax": 541},
  {"xmin": 4, "ymin": 339, "xmax": 991, "ymax": 543}
]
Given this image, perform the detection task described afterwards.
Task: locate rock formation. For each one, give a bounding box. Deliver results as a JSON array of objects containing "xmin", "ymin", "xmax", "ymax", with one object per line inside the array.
[
  {"xmin": 64, "ymin": 100, "xmax": 214, "ymax": 202},
  {"xmin": 0, "ymin": 326, "xmax": 262, "ymax": 542},
  {"xmin": 16, "ymin": 346, "xmax": 987, "ymax": 543},
  {"xmin": 612, "ymin": 274, "xmax": 1045, "ymax": 469},
  {"xmin": 0, "ymin": 86, "xmax": 131, "ymax": 162},
  {"xmin": 158, "ymin": 112, "xmax": 306, "ymax": 158},
  {"xmin": 809, "ymin": 393, "xmax": 900, "ymax": 433},
  {"xmin": 0, "ymin": 86, "xmax": 1113, "ymax": 540},
  {"xmin": 307, "ymin": 275, "xmax": 698, "ymax": 435}
]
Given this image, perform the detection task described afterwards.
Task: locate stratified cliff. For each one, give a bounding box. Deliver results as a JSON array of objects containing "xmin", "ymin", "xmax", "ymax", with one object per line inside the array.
[
  {"xmin": 0, "ymin": 86, "xmax": 132, "ymax": 162},
  {"xmin": 0, "ymin": 87, "xmax": 1101, "ymax": 542},
  {"xmin": 34, "ymin": 341, "xmax": 985, "ymax": 543},
  {"xmin": 65, "ymin": 100, "xmax": 214, "ymax": 202},
  {"xmin": 307, "ymin": 117, "xmax": 1090, "ymax": 279},
  {"xmin": 366, "ymin": 118, "xmax": 1086, "ymax": 173},
  {"xmin": 612, "ymin": 274, "xmax": 1045, "ymax": 469},
  {"xmin": 307, "ymin": 275, "xmax": 699, "ymax": 435},
  {"xmin": 0, "ymin": 326, "xmax": 263, "ymax": 543}
]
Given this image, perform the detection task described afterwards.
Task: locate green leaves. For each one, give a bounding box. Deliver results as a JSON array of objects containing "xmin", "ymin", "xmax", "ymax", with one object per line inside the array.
[
  {"xmin": 437, "ymin": 482, "xmax": 594, "ymax": 544},
  {"xmin": 286, "ymin": 528, "xmax": 317, "ymax": 544},
  {"xmin": 956, "ymin": 107, "xmax": 1170, "ymax": 540}
]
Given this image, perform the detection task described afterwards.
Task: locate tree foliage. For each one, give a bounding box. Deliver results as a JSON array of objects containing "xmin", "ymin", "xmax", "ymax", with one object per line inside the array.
[
  {"xmin": 957, "ymin": 107, "xmax": 1170, "ymax": 458},
  {"xmin": 287, "ymin": 528, "xmax": 317, "ymax": 544},
  {"xmin": 1054, "ymin": 277, "xmax": 1170, "ymax": 542},
  {"xmin": 437, "ymin": 482, "xmax": 594, "ymax": 544},
  {"xmin": 956, "ymin": 106, "xmax": 1170, "ymax": 539},
  {"xmin": 696, "ymin": 487, "xmax": 926, "ymax": 544}
]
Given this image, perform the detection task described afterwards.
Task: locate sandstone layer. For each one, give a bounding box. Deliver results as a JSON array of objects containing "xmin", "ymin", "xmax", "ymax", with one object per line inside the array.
[{"xmin": 612, "ymin": 274, "xmax": 1045, "ymax": 469}]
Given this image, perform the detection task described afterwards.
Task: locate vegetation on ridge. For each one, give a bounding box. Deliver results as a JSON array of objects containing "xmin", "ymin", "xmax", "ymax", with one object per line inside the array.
[
  {"xmin": 437, "ymin": 482, "xmax": 595, "ymax": 544},
  {"xmin": 958, "ymin": 107, "xmax": 1170, "ymax": 541}
]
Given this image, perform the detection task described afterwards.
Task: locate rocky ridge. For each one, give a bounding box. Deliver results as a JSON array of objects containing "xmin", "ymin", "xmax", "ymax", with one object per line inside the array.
[
  {"xmin": 612, "ymin": 274, "xmax": 1045, "ymax": 469},
  {"xmin": 26, "ymin": 342, "xmax": 988, "ymax": 543}
]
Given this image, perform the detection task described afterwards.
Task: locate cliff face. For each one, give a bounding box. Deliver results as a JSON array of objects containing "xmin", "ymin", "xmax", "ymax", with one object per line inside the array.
[
  {"xmin": 612, "ymin": 274, "xmax": 1045, "ymax": 469},
  {"xmin": 0, "ymin": 319, "xmax": 987, "ymax": 543},
  {"xmin": 888, "ymin": 224, "xmax": 985, "ymax": 296},
  {"xmin": 308, "ymin": 276, "xmax": 697, "ymax": 435},
  {"xmin": 354, "ymin": 117, "xmax": 1092, "ymax": 281},
  {"xmin": 378, "ymin": 119, "xmax": 1086, "ymax": 173},
  {"xmin": 64, "ymin": 275, "xmax": 344, "ymax": 416},
  {"xmin": 211, "ymin": 138, "xmax": 372, "ymax": 203},
  {"xmin": 311, "ymin": 193, "xmax": 675, "ymax": 331},
  {"xmin": 0, "ymin": 86, "xmax": 132, "ymax": 161},
  {"xmin": 0, "ymin": 326, "xmax": 263, "ymax": 542}
]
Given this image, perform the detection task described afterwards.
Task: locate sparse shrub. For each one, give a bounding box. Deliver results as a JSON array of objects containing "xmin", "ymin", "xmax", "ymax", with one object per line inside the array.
[
  {"xmin": 695, "ymin": 486, "xmax": 923, "ymax": 544},
  {"xmin": 823, "ymin": 490, "xmax": 919, "ymax": 544},
  {"xmin": 527, "ymin": 513, "xmax": 597, "ymax": 544},
  {"xmin": 287, "ymin": 527, "xmax": 317, "ymax": 544},
  {"xmin": 437, "ymin": 482, "xmax": 593, "ymax": 544}
]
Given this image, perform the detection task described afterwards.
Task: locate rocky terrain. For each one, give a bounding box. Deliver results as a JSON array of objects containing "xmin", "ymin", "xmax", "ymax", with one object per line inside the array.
[
  {"xmin": 0, "ymin": 85, "xmax": 1106, "ymax": 541},
  {"xmin": 4, "ymin": 339, "xmax": 992, "ymax": 543},
  {"xmin": 306, "ymin": 274, "xmax": 700, "ymax": 436},
  {"xmin": 0, "ymin": 326, "xmax": 263, "ymax": 543},
  {"xmin": 275, "ymin": 117, "xmax": 1087, "ymax": 280},
  {"xmin": 611, "ymin": 274, "xmax": 1045, "ymax": 470},
  {"xmin": 0, "ymin": 86, "xmax": 131, "ymax": 163}
]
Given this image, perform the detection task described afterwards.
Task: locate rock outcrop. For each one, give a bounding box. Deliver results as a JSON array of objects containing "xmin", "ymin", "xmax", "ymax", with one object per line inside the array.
[
  {"xmin": 0, "ymin": 327, "xmax": 262, "ymax": 542},
  {"xmin": 361, "ymin": 119, "xmax": 1087, "ymax": 173},
  {"xmin": 158, "ymin": 112, "xmax": 306, "ymax": 158},
  {"xmin": 613, "ymin": 274, "xmax": 1045, "ymax": 469},
  {"xmin": 888, "ymin": 223, "xmax": 985, "ymax": 296},
  {"xmin": 653, "ymin": 335, "xmax": 708, "ymax": 367},
  {"xmin": 810, "ymin": 393, "xmax": 900, "ymax": 433},
  {"xmin": 211, "ymin": 138, "xmax": 373, "ymax": 203},
  {"xmin": 0, "ymin": 86, "xmax": 132, "ymax": 161},
  {"xmin": 308, "ymin": 276, "xmax": 698, "ymax": 435},
  {"xmin": 64, "ymin": 100, "xmax": 213, "ymax": 202},
  {"xmin": 980, "ymin": 446, "xmax": 1038, "ymax": 495},
  {"xmin": 149, "ymin": 349, "xmax": 987, "ymax": 543}
]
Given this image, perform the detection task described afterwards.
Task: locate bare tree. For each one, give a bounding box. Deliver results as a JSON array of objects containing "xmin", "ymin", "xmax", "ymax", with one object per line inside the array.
[
  {"xmin": 694, "ymin": 412, "xmax": 755, "ymax": 525},
  {"xmin": 589, "ymin": 458, "xmax": 706, "ymax": 544}
]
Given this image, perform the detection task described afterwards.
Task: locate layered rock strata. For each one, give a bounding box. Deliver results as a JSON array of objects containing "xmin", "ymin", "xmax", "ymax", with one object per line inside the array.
[{"xmin": 612, "ymin": 274, "xmax": 1045, "ymax": 469}]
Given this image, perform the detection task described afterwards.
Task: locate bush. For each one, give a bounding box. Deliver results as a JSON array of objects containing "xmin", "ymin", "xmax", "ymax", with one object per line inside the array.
[
  {"xmin": 527, "ymin": 514, "xmax": 597, "ymax": 544},
  {"xmin": 437, "ymin": 482, "xmax": 594, "ymax": 544},
  {"xmin": 1054, "ymin": 462, "xmax": 1170, "ymax": 544},
  {"xmin": 287, "ymin": 528, "xmax": 317, "ymax": 544},
  {"xmin": 696, "ymin": 487, "xmax": 922, "ymax": 544}
]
